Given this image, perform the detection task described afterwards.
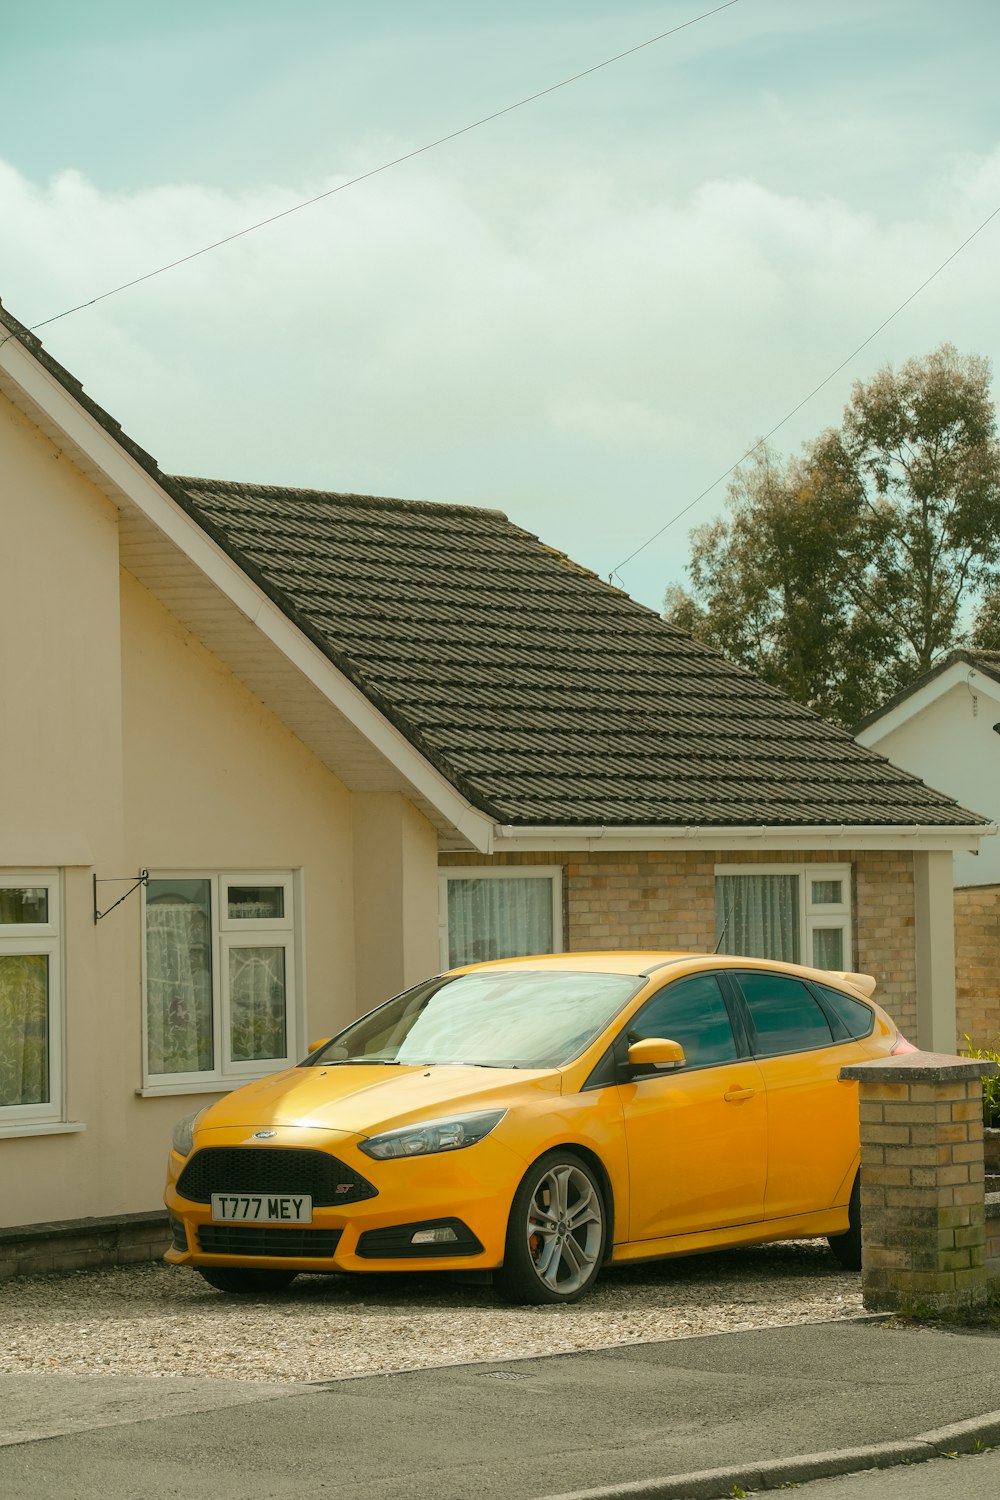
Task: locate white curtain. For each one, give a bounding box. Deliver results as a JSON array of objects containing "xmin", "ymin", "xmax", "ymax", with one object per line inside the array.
[
  {"xmin": 0, "ymin": 954, "xmax": 48, "ymax": 1106},
  {"xmin": 812, "ymin": 927, "xmax": 845, "ymax": 969},
  {"xmin": 716, "ymin": 874, "xmax": 800, "ymax": 962},
  {"xmin": 229, "ymin": 947, "xmax": 286, "ymax": 1062},
  {"xmin": 146, "ymin": 902, "xmax": 214, "ymax": 1074},
  {"xmin": 447, "ymin": 878, "xmax": 554, "ymax": 967}
]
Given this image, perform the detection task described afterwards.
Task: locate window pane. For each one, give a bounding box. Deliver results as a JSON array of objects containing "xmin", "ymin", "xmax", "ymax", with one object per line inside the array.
[
  {"xmin": 228, "ymin": 885, "xmax": 285, "ymax": 920},
  {"xmin": 230, "ymin": 948, "xmax": 287, "ymax": 1062},
  {"xmin": 145, "ymin": 880, "xmax": 214, "ymax": 1074},
  {"xmin": 0, "ymin": 888, "xmax": 48, "ymax": 924},
  {"xmin": 447, "ymin": 878, "xmax": 553, "ymax": 967},
  {"xmin": 737, "ymin": 971, "xmax": 834, "ymax": 1056},
  {"xmin": 629, "ymin": 974, "xmax": 737, "ymax": 1069},
  {"xmin": 815, "ymin": 982, "xmax": 874, "ymax": 1040},
  {"xmin": 811, "ymin": 880, "xmax": 843, "ymax": 906},
  {"xmin": 812, "ymin": 928, "xmax": 845, "ymax": 969},
  {"xmin": 0, "ymin": 953, "xmax": 49, "ymax": 1105},
  {"xmin": 716, "ymin": 875, "xmax": 800, "ymax": 961}
]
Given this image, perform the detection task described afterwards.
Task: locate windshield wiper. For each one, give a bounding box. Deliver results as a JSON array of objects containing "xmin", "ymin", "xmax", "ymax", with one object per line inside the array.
[{"xmin": 319, "ymin": 1058, "xmax": 403, "ymax": 1067}]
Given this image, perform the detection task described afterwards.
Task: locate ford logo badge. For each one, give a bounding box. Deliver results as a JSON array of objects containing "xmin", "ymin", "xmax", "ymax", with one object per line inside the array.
[{"xmin": 251, "ymin": 1129, "xmax": 277, "ymax": 1140}]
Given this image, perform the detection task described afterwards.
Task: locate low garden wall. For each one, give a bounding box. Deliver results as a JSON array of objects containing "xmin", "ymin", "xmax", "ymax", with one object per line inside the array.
[{"xmin": 0, "ymin": 1212, "xmax": 169, "ymax": 1279}]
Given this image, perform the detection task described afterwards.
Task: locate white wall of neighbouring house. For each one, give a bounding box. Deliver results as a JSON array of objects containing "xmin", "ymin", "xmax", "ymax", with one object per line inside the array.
[{"xmin": 862, "ymin": 681, "xmax": 1000, "ymax": 888}]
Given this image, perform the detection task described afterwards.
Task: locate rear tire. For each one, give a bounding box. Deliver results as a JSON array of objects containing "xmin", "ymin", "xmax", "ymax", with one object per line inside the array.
[
  {"xmin": 198, "ymin": 1268, "xmax": 298, "ymax": 1294},
  {"xmin": 495, "ymin": 1150, "xmax": 606, "ymax": 1305},
  {"xmin": 828, "ymin": 1174, "xmax": 862, "ymax": 1271}
]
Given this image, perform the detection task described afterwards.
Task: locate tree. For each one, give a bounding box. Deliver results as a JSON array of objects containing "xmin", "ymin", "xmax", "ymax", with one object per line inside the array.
[
  {"xmin": 666, "ymin": 346, "xmax": 1000, "ymax": 725},
  {"xmin": 664, "ymin": 445, "xmax": 894, "ymax": 726}
]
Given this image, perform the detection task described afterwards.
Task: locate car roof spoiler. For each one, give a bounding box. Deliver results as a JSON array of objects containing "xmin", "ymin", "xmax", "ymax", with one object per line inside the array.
[{"xmin": 830, "ymin": 971, "xmax": 877, "ymax": 998}]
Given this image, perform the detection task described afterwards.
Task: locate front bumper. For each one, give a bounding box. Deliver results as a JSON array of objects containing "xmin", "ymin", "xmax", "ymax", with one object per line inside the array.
[{"xmin": 164, "ymin": 1125, "xmax": 523, "ymax": 1275}]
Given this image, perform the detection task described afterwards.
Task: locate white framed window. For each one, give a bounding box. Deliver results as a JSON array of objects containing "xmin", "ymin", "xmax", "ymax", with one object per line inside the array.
[
  {"xmin": 0, "ymin": 873, "xmax": 63, "ymax": 1125},
  {"xmin": 142, "ymin": 871, "xmax": 299, "ymax": 1089},
  {"xmin": 439, "ymin": 866, "xmax": 563, "ymax": 970},
  {"xmin": 714, "ymin": 863, "xmax": 852, "ymax": 971}
]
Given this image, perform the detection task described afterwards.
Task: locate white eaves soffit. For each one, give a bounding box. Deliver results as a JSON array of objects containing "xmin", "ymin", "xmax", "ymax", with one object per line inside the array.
[
  {"xmin": 856, "ymin": 660, "xmax": 1000, "ymax": 748},
  {"xmin": 0, "ymin": 330, "xmax": 494, "ymax": 853},
  {"xmin": 491, "ymin": 823, "xmax": 995, "ymax": 854}
]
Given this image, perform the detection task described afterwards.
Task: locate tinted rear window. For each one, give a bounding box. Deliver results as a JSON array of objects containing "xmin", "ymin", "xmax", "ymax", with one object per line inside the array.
[
  {"xmin": 736, "ymin": 972, "xmax": 834, "ymax": 1056},
  {"xmin": 814, "ymin": 982, "xmax": 875, "ymax": 1040}
]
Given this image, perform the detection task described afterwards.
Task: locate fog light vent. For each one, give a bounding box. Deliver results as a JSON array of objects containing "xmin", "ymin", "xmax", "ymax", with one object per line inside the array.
[
  {"xmin": 411, "ymin": 1226, "xmax": 459, "ymax": 1245},
  {"xmin": 355, "ymin": 1218, "xmax": 483, "ymax": 1259}
]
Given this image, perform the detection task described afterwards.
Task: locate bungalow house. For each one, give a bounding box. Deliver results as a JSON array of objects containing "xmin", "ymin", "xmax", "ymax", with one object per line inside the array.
[
  {"xmin": 856, "ymin": 649, "xmax": 1000, "ymax": 1048},
  {"xmin": 0, "ymin": 296, "xmax": 991, "ymax": 1236}
]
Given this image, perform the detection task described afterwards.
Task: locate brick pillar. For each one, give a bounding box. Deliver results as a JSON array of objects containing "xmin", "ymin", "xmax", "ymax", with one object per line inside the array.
[{"xmin": 839, "ymin": 1052, "xmax": 998, "ymax": 1313}]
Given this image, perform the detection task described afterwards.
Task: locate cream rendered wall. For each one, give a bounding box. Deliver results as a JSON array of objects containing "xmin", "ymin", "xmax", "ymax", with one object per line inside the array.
[
  {"xmin": 0, "ymin": 394, "xmax": 128, "ymax": 1226},
  {"xmin": 868, "ymin": 683, "xmax": 1000, "ymax": 887},
  {"xmin": 352, "ymin": 792, "xmax": 440, "ymax": 1015},
  {"xmin": 117, "ymin": 568, "xmax": 360, "ymax": 1213}
]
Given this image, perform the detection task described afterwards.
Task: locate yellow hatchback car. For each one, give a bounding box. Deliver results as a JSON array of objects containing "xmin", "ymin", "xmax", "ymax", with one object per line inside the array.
[{"xmin": 164, "ymin": 951, "xmax": 910, "ymax": 1303}]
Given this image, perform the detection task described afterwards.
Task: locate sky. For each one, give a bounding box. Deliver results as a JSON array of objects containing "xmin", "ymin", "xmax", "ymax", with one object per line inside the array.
[{"xmin": 2, "ymin": 0, "xmax": 1000, "ymax": 610}]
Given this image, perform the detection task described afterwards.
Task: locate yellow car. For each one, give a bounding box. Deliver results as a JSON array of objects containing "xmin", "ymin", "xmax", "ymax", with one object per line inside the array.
[{"xmin": 164, "ymin": 951, "xmax": 911, "ymax": 1303}]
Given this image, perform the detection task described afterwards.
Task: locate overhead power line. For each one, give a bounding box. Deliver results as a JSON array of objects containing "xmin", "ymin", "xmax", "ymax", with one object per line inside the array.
[
  {"xmin": 608, "ymin": 198, "xmax": 1000, "ymax": 587},
  {"xmin": 0, "ymin": 1, "xmax": 740, "ymax": 346}
]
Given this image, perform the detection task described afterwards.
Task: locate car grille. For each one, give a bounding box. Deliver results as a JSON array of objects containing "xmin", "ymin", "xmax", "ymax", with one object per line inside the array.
[
  {"xmin": 197, "ymin": 1225, "xmax": 342, "ymax": 1258},
  {"xmin": 176, "ymin": 1147, "xmax": 377, "ymax": 1206}
]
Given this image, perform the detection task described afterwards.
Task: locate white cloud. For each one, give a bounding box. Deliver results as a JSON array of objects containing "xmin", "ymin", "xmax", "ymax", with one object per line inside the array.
[{"xmin": 3, "ymin": 137, "xmax": 1000, "ymax": 610}]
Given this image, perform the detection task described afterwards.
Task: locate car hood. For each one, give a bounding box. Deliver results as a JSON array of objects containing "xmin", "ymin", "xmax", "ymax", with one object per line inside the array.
[{"xmin": 195, "ymin": 1062, "xmax": 561, "ymax": 1138}]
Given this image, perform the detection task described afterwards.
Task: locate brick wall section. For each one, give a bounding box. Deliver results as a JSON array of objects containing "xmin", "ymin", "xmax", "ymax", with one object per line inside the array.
[
  {"xmin": 840, "ymin": 1054, "xmax": 997, "ymax": 1312},
  {"xmin": 0, "ymin": 1213, "xmax": 169, "ymax": 1281},
  {"xmin": 955, "ymin": 885, "xmax": 1000, "ymax": 1049},
  {"xmin": 441, "ymin": 848, "xmax": 917, "ymax": 1031}
]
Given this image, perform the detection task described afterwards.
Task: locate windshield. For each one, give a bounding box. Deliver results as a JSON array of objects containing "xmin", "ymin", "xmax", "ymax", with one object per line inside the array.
[{"xmin": 306, "ymin": 969, "xmax": 642, "ymax": 1070}]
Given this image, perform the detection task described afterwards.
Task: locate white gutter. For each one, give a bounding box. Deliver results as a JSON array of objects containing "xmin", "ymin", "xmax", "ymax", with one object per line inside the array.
[{"xmin": 492, "ymin": 822, "xmax": 997, "ymax": 853}]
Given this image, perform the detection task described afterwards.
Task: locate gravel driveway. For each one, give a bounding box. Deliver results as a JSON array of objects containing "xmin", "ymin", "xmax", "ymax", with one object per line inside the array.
[{"xmin": 0, "ymin": 1241, "xmax": 862, "ymax": 1384}]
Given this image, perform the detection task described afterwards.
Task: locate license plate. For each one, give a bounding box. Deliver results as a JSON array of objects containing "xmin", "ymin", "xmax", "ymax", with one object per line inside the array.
[{"xmin": 210, "ymin": 1193, "xmax": 313, "ymax": 1224}]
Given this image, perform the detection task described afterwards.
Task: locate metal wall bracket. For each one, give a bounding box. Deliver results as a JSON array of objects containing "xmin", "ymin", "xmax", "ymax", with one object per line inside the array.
[{"xmin": 93, "ymin": 869, "xmax": 149, "ymax": 924}]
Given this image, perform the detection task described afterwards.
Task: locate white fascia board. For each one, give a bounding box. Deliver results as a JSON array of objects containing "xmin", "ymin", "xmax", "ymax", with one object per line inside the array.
[
  {"xmin": 2, "ymin": 335, "xmax": 495, "ymax": 855},
  {"xmin": 492, "ymin": 823, "xmax": 996, "ymax": 854},
  {"xmin": 856, "ymin": 661, "xmax": 1000, "ymax": 747}
]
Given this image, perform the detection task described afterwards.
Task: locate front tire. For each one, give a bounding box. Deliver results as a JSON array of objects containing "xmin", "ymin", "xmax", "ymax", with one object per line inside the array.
[
  {"xmin": 828, "ymin": 1174, "xmax": 862, "ymax": 1271},
  {"xmin": 198, "ymin": 1268, "xmax": 298, "ymax": 1294},
  {"xmin": 495, "ymin": 1151, "xmax": 606, "ymax": 1305}
]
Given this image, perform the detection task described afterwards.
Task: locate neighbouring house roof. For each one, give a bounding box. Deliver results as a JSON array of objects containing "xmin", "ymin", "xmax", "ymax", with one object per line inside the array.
[
  {"xmin": 0, "ymin": 297, "xmax": 987, "ymax": 836},
  {"xmin": 169, "ymin": 475, "xmax": 986, "ymax": 830},
  {"xmin": 856, "ymin": 649, "xmax": 1000, "ymax": 736}
]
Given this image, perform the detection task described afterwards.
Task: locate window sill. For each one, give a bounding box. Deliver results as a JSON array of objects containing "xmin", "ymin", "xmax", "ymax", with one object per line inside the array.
[
  {"xmin": 0, "ymin": 1120, "xmax": 87, "ymax": 1140},
  {"xmin": 135, "ymin": 1078, "xmax": 277, "ymax": 1098}
]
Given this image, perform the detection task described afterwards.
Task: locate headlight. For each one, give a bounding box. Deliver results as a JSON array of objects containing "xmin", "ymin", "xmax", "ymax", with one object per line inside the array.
[
  {"xmin": 171, "ymin": 1108, "xmax": 205, "ymax": 1158},
  {"xmin": 358, "ymin": 1109, "xmax": 507, "ymax": 1161}
]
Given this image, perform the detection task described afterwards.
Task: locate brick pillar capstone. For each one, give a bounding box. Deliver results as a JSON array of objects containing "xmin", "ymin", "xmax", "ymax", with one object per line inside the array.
[{"xmin": 840, "ymin": 1052, "xmax": 998, "ymax": 1313}]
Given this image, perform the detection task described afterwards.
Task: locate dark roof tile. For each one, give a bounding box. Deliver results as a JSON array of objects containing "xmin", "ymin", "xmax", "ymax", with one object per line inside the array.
[{"xmin": 170, "ymin": 476, "xmax": 986, "ymax": 831}]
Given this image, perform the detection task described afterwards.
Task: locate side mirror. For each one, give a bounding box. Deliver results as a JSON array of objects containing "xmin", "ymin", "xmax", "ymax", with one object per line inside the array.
[
  {"xmin": 627, "ymin": 1037, "xmax": 686, "ymax": 1071},
  {"xmin": 307, "ymin": 1037, "xmax": 332, "ymax": 1054}
]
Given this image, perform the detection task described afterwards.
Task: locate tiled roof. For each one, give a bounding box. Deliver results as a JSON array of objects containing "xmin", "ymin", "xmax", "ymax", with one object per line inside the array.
[{"xmin": 169, "ymin": 477, "xmax": 986, "ymax": 830}]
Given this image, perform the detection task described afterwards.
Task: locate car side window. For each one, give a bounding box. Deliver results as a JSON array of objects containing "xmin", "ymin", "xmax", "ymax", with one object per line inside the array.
[
  {"xmin": 736, "ymin": 971, "xmax": 834, "ymax": 1056},
  {"xmin": 628, "ymin": 974, "xmax": 738, "ymax": 1070},
  {"xmin": 813, "ymin": 982, "xmax": 875, "ymax": 1040}
]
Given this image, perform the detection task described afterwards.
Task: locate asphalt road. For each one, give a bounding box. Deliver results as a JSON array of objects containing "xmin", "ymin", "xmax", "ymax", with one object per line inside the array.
[{"xmin": 3, "ymin": 1321, "xmax": 1000, "ymax": 1500}]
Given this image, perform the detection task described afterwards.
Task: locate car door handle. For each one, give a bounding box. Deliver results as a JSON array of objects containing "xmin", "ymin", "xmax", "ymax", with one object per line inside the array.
[{"xmin": 723, "ymin": 1086, "xmax": 756, "ymax": 1103}]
